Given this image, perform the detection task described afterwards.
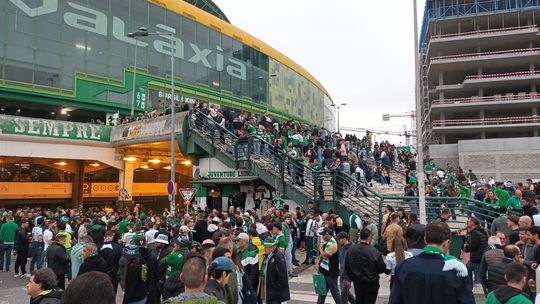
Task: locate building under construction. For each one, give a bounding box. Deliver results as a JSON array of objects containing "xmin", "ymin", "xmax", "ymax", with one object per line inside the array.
[{"xmin": 421, "ymin": 0, "xmax": 540, "ymax": 181}]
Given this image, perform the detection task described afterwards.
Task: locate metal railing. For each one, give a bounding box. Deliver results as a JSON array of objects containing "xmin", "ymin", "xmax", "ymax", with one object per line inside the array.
[
  {"xmin": 431, "ymin": 25, "xmax": 537, "ymax": 39},
  {"xmin": 465, "ymin": 70, "xmax": 540, "ymax": 80},
  {"xmin": 431, "ymin": 47, "xmax": 540, "ymax": 61},
  {"xmin": 433, "ymin": 93, "xmax": 540, "ymax": 105},
  {"xmin": 432, "ymin": 115, "xmax": 540, "ymax": 127}
]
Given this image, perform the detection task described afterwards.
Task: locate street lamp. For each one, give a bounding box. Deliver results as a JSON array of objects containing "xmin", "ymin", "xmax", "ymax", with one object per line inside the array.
[
  {"xmin": 412, "ymin": 0, "xmax": 427, "ymax": 224},
  {"xmin": 258, "ymin": 73, "xmax": 277, "ymax": 113},
  {"xmin": 334, "ymin": 102, "xmax": 346, "ymax": 133},
  {"xmin": 127, "ymin": 26, "xmax": 178, "ymax": 216}
]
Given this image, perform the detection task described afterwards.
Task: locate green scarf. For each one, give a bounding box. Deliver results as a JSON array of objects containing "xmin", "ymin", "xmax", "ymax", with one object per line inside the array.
[
  {"xmin": 320, "ymin": 237, "xmax": 336, "ymax": 272},
  {"xmin": 423, "ymin": 246, "xmax": 468, "ymax": 278}
]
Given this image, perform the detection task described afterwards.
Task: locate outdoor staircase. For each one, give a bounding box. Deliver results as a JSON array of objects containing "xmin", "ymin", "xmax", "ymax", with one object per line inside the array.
[{"xmin": 182, "ymin": 110, "xmax": 383, "ymax": 225}]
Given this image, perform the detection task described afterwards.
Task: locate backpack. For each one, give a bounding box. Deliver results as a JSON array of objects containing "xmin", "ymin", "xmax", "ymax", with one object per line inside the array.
[{"xmin": 240, "ymin": 271, "xmax": 258, "ymax": 304}]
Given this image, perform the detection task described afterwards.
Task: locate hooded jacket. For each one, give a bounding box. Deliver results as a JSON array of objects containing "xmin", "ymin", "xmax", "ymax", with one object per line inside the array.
[
  {"xmin": 29, "ymin": 289, "xmax": 63, "ymax": 304},
  {"xmin": 47, "ymin": 243, "xmax": 70, "ymax": 276},
  {"xmin": 485, "ymin": 285, "xmax": 532, "ymax": 304},
  {"xmin": 88, "ymin": 224, "xmax": 105, "ymax": 247},
  {"xmin": 14, "ymin": 227, "xmax": 29, "ymax": 252}
]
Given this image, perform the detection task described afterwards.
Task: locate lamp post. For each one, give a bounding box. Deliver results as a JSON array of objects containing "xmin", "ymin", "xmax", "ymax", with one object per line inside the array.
[
  {"xmin": 258, "ymin": 74, "xmax": 277, "ymax": 113},
  {"xmin": 128, "ymin": 27, "xmax": 177, "ymax": 216},
  {"xmin": 335, "ymin": 102, "xmax": 347, "ymax": 133},
  {"xmin": 412, "ymin": 0, "xmax": 427, "ymax": 224}
]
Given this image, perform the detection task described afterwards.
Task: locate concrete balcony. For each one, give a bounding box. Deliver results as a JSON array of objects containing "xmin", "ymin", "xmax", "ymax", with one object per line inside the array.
[
  {"xmin": 428, "ymin": 47, "xmax": 540, "ymax": 76},
  {"xmin": 430, "ymin": 70, "xmax": 540, "ymax": 94},
  {"xmin": 431, "ymin": 93, "xmax": 540, "ymax": 112},
  {"xmin": 425, "ymin": 25, "xmax": 539, "ymax": 59},
  {"xmin": 432, "ymin": 115, "xmax": 540, "ymax": 133}
]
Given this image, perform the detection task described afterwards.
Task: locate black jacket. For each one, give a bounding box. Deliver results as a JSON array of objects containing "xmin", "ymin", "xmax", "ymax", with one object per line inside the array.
[
  {"xmin": 78, "ymin": 254, "xmax": 108, "ymax": 276},
  {"xmin": 122, "ymin": 258, "xmax": 148, "ymax": 304},
  {"xmin": 14, "ymin": 228, "xmax": 29, "ymax": 252},
  {"xmin": 204, "ymin": 279, "xmax": 230, "ymax": 304},
  {"xmin": 486, "ymin": 257, "xmax": 513, "ymax": 292},
  {"xmin": 88, "ymin": 225, "xmax": 105, "ymax": 247},
  {"xmin": 523, "ymin": 204, "xmax": 539, "ymax": 218},
  {"xmin": 466, "ymin": 227, "xmax": 488, "ymax": 263},
  {"xmin": 29, "ymin": 289, "xmax": 63, "ymax": 304},
  {"xmin": 404, "ymin": 222, "xmax": 426, "ymax": 249},
  {"xmin": 389, "ymin": 252, "xmax": 474, "ymax": 304},
  {"xmin": 345, "ymin": 242, "xmax": 388, "ymax": 283},
  {"xmin": 193, "ymin": 220, "xmax": 210, "ymax": 244},
  {"xmin": 242, "ymin": 243, "xmax": 260, "ymax": 291},
  {"xmin": 47, "ymin": 243, "xmax": 70, "ymax": 276},
  {"xmin": 99, "ymin": 241, "xmax": 122, "ymax": 280},
  {"xmin": 265, "ymin": 248, "xmax": 290, "ymax": 302}
]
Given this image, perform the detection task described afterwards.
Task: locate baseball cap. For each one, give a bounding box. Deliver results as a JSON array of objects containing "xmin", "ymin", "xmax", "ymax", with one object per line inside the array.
[
  {"xmin": 212, "ymin": 217, "xmax": 222, "ymax": 223},
  {"xmin": 211, "ymin": 257, "xmax": 235, "ymax": 272},
  {"xmin": 175, "ymin": 235, "xmax": 190, "ymax": 247},
  {"xmin": 234, "ymin": 232, "xmax": 249, "ymax": 242},
  {"xmin": 155, "ymin": 234, "xmax": 169, "ymax": 245},
  {"xmin": 202, "ymin": 239, "xmax": 215, "ymax": 246},
  {"xmin": 321, "ymin": 227, "xmax": 333, "ymax": 236},
  {"xmin": 263, "ymin": 237, "xmax": 276, "ymax": 247}
]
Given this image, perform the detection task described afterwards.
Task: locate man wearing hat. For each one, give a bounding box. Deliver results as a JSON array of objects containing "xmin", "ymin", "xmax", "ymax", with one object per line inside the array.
[
  {"xmin": 99, "ymin": 230, "xmax": 122, "ymax": 293},
  {"xmin": 236, "ymin": 232, "xmax": 260, "ymax": 290},
  {"xmin": 260, "ymin": 237, "xmax": 290, "ymax": 304},
  {"xmin": 315, "ymin": 227, "xmax": 341, "ymax": 304},
  {"xmin": 161, "ymin": 235, "xmax": 190, "ymax": 279}
]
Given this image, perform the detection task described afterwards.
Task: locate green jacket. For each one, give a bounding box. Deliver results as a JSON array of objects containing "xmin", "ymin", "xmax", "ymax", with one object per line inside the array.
[
  {"xmin": 484, "ymin": 288, "xmax": 532, "ymax": 304},
  {"xmin": 494, "ymin": 188, "xmax": 510, "ymax": 208},
  {"xmin": 507, "ymin": 196, "xmax": 523, "ymax": 211},
  {"xmin": 0, "ymin": 221, "xmax": 19, "ymax": 244}
]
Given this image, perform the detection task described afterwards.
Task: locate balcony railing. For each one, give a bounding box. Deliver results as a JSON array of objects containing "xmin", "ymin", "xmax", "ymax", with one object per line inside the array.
[
  {"xmin": 431, "ymin": 47, "xmax": 540, "ymax": 61},
  {"xmin": 433, "ymin": 93, "xmax": 540, "ymax": 105},
  {"xmin": 431, "ymin": 25, "xmax": 537, "ymax": 40},
  {"xmin": 465, "ymin": 70, "xmax": 540, "ymax": 80},
  {"xmin": 433, "ymin": 116, "xmax": 540, "ymax": 127}
]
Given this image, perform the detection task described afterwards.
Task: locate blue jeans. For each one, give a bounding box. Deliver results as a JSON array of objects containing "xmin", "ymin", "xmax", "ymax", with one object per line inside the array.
[
  {"xmin": 128, "ymin": 298, "xmax": 147, "ymax": 304},
  {"xmin": 317, "ymin": 275, "xmax": 341, "ymax": 304},
  {"xmin": 253, "ymin": 140, "xmax": 261, "ymax": 159},
  {"xmin": 291, "ymin": 237, "xmax": 299, "ymax": 263},
  {"xmin": 285, "ymin": 235, "xmax": 293, "ymax": 274},
  {"xmin": 306, "ymin": 236, "xmax": 314, "ymax": 262},
  {"xmin": 30, "ymin": 242, "xmax": 44, "ymax": 271},
  {"xmin": 288, "ymin": 161, "xmax": 297, "ymax": 183},
  {"xmin": 467, "ymin": 262, "xmax": 481, "ymax": 284},
  {"xmin": 0, "ymin": 244, "xmax": 14, "ymax": 271},
  {"xmin": 317, "ymin": 147, "xmax": 323, "ymax": 164}
]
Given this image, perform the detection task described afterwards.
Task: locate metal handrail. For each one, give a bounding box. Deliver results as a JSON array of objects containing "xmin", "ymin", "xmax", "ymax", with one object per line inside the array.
[
  {"xmin": 431, "ymin": 47, "xmax": 540, "ymax": 61},
  {"xmin": 433, "ymin": 93, "xmax": 540, "ymax": 105},
  {"xmin": 433, "ymin": 116, "xmax": 540, "ymax": 126},
  {"xmin": 431, "ymin": 25, "xmax": 537, "ymax": 39}
]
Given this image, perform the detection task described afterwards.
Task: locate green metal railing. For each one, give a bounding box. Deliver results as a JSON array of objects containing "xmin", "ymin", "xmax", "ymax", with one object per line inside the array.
[{"xmin": 187, "ymin": 109, "xmax": 507, "ymax": 235}]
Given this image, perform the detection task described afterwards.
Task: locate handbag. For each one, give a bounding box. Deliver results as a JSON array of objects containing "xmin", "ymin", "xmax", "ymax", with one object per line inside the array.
[{"xmin": 312, "ymin": 272, "xmax": 327, "ymax": 296}]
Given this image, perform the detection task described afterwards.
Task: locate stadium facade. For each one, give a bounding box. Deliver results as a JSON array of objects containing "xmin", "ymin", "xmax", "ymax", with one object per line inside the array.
[
  {"xmin": 421, "ymin": 0, "xmax": 540, "ymax": 181},
  {"xmin": 0, "ymin": 0, "xmax": 334, "ymax": 208}
]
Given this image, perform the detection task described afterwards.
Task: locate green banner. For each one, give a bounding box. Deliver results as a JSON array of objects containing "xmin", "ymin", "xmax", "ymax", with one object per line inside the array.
[{"xmin": 0, "ymin": 115, "xmax": 111, "ymax": 142}]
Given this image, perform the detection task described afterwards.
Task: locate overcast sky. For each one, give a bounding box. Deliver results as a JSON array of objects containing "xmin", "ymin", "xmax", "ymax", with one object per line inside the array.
[{"xmin": 213, "ymin": 0, "xmax": 423, "ymax": 144}]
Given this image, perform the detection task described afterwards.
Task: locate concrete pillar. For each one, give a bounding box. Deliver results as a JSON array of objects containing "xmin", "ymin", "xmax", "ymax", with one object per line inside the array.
[
  {"xmin": 70, "ymin": 160, "xmax": 84, "ymax": 209},
  {"xmin": 530, "ymin": 41, "xmax": 534, "ymax": 49},
  {"xmin": 477, "ymin": 66, "xmax": 483, "ymax": 76},
  {"xmin": 478, "ymin": 88, "xmax": 484, "ymax": 97},
  {"xmin": 532, "ymin": 84, "xmax": 537, "ymax": 93},
  {"xmin": 440, "ymin": 134, "xmax": 447, "ymax": 144},
  {"xmin": 438, "ymin": 72, "xmax": 444, "ymax": 86},
  {"xmin": 118, "ymin": 161, "xmax": 135, "ymax": 209},
  {"xmin": 480, "ymin": 110, "xmax": 486, "ymax": 138},
  {"xmin": 530, "ymin": 63, "xmax": 535, "ymax": 72},
  {"xmin": 534, "ymin": 107, "xmax": 539, "ymax": 137}
]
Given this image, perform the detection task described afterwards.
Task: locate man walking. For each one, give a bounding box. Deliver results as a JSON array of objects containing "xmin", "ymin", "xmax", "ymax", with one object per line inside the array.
[
  {"xmin": 345, "ymin": 229, "xmax": 388, "ymax": 304},
  {"xmin": 46, "ymin": 235, "xmax": 70, "ymax": 290},
  {"xmin": 389, "ymin": 222, "xmax": 474, "ymax": 303},
  {"xmin": 0, "ymin": 216, "xmax": 19, "ymax": 272},
  {"xmin": 14, "ymin": 219, "xmax": 30, "ymax": 277},
  {"xmin": 260, "ymin": 237, "xmax": 290, "ymax": 304},
  {"xmin": 337, "ymin": 231, "xmax": 355, "ymax": 304},
  {"xmin": 349, "ymin": 209, "xmax": 362, "ymax": 244},
  {"xmin": 316, "ymin": 228, "xmax": 341, "ymax": 304}
]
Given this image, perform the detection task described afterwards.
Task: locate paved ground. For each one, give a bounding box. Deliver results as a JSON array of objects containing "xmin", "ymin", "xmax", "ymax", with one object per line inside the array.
[{"xmin": 1, "ymin": 250, "xmax": 486, "ymax": 304}]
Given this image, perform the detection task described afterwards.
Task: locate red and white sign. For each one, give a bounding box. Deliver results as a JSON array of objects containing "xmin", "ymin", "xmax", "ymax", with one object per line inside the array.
[{"xmin": 179, "ymin": 188, "xmax": 197, "ymax": 204}]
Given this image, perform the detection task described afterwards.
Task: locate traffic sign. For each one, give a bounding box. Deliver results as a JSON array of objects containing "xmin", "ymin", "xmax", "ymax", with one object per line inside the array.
[
  {"xmin": 179, "ymin": 188, "xmax": 197, "ymax": 204},
  {"xmin": 167, "ymin": 180, "xmax": 174, "ymax": 195}
]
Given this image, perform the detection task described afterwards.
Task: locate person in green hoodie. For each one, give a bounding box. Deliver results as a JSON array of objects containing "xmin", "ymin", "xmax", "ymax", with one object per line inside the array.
[
  {"xmin": 484, "ymin": 262, "xmax": 532, "ymax": 304},
  {"xmin": 494, "ymin": 182, "xmax": 511, "ymax": 209},
  {"xmin": 507, "ymin": 190, "xmax": 524, "ymax": 212},
  {"xmin": 0, "ymin": 216, "xmax": 19, "ymax": 271}
]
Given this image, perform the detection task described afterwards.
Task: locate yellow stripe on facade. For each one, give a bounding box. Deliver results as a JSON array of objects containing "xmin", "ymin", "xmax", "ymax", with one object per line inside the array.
[{"xmin": 147, "ymin": 0, "xmax": 331, "ymax": 99}]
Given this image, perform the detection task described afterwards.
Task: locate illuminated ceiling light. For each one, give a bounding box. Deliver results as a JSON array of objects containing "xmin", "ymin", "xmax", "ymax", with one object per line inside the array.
[
  {"xmin": 123, "ymin": 156, "xmax": 137, "ymax": 162},
  {"xmin": 60, "ymin": 108, "xmax": 68, "ymax": 115},
  {"xmin": 54, "ymin": 161, "xmax": 67, "ymax": 166},
  {"xmin": 75, "ymin": 44, "xmax": 91, "ymax": 51},
  {"xmin": 148, "ymin": 159, "xmax": 161, "ymax": 164},
  {"xmin": 140, "ymin": 165, "xmax": 149, "ymax": 169},
  {"xmin": 180, "ymin": 160, "xmax": 192, "ymax": 166},
  {"xmin": 163, "ymin": 166, "xmax": 171, "ymax": 170},
  {"xmin": 89, "ymin": 163, "xmax": 100, "ymax": 167}
]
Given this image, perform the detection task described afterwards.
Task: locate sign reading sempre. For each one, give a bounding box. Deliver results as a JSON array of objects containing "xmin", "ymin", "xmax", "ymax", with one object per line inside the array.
[{"xmin": 0, "ymin": 115, "xmax": 111, "ymax": 142}]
